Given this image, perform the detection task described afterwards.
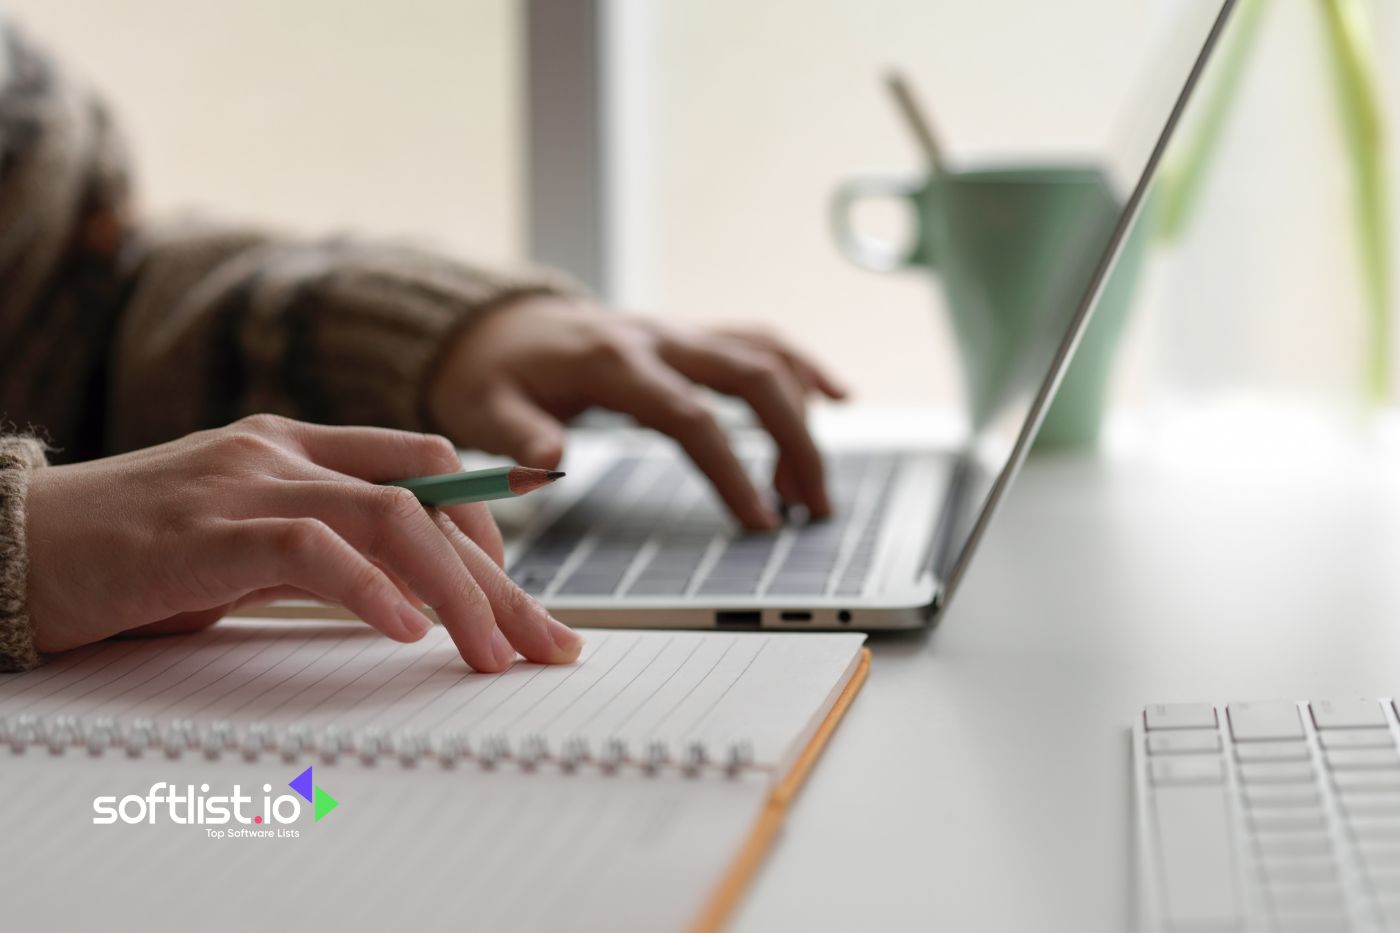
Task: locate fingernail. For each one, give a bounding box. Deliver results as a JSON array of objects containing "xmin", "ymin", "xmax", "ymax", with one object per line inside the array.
[
  {"xmin": 548, "ymin": 618, "xmax": 584, "ymax": 659},
  {"xmin": 399, "ymin": 604, "xmax": 433, "ymax": 640},
  {"xmin": 490, "ymin": 629, "xmax": 517, "ymax": 667}
]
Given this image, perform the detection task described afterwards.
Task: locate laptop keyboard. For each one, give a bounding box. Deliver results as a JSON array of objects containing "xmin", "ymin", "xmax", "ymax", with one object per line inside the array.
[
  {"xmin": 1135, "ymin": 699, "xmax": 1400, "ymax": 932},
  {"xmin": 508, "ymin": 453, "xmax": 898, "ymax": 600}
]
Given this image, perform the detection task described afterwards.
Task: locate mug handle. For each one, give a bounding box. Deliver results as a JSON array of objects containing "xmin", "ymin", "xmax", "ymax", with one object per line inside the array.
[{"xmin": 830, "ymin": 175, "xmax": 926, "ymax": 273}]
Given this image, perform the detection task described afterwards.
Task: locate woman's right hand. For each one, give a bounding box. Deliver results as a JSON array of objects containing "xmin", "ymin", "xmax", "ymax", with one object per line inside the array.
[{"xmin": 23, "ymin": 414, "xmax": 582, "ymax": 672}]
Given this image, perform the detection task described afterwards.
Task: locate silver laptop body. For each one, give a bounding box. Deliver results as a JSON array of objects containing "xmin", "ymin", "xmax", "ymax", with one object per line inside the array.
[{"xmin": 507, "ymin": 1, "xmax": 1233, "ymax": 632}]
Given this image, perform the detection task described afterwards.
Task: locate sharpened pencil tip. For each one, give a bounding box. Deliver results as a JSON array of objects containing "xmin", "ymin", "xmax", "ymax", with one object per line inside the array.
[{"xmin": 546, "ymin": 471, "xmax": 565, "ymax": 480}]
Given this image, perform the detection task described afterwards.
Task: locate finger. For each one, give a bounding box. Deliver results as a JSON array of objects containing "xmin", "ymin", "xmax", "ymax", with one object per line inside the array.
[
  {"xmin": 773, "ymin": 458, "xmax": 802, "ymax": 506},
  {"xmin": 270, "ymin": 432, "xmax": 509, "ymax": 568},
  {"xmin": 282, "ymin": 422, "xmax": 466, "ymax": 484},
  {"xmin": 658, "ymin": 339, "xmax": 832, "ymax": 517},
  {"xmin": 462, "ymin": 388, "xmax": 567, "ymax": 470},
  {"xmin": 592, "ymin": 351, "xmax": 779, "ymax": 530},
  {"xmin": 715, "ymin": 328, "xmax": 850, "ymax": 400},
  {"xmin": 443, "ymin": 503, "xmax": 506, "ymax": 568},
  {"xmin": 215, "ymin": 518, "xmax": 430, "ymax": 643},
  {"xmin": 252, "ymin": 481, "xmax": 514, "ymax": 672},
  {"xmin": 431, "ymin": 512, "xmax": 582, "ymax": 664}
]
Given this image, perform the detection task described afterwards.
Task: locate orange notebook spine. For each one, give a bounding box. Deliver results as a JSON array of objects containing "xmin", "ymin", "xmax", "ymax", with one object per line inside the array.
[{"xmin": 691, "ymin": 647, "xmax": 872, "ymax": 933}]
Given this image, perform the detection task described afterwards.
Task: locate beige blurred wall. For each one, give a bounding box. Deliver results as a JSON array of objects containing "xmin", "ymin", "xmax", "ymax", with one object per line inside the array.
[
  {"xmin": 4, "ymin": 0, "xmax": 524, "ymax": 265},
  {"xmin": 8, "ymin": 1, "xmax": 1397, "ymax": 412}
]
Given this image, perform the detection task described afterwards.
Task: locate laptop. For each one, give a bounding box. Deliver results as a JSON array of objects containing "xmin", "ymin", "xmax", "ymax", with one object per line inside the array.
[{"xmin": 506, "ymin": 2, "xmax": 1236, "ymax": 632}]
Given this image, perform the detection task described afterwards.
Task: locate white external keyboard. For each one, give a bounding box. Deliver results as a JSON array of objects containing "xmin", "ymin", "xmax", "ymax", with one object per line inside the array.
[{"xmin": 1135, "ymin": 700, "xmax": 1400, "ymax": 932}]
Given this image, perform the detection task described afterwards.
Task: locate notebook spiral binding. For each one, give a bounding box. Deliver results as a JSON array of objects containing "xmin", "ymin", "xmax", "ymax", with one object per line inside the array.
[{"xmin": 0, "ymin": 714, "xmax": 759, "ymax": 778}]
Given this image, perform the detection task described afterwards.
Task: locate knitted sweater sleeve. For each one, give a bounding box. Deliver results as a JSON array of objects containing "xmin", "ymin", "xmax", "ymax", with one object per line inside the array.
[
  {"xmin": 105, "ymin": 228, "xmax": 578, "ymax": 454},
  {"xmin": 0, "ymin": 436, "xmax": 46, "ymax": 672},
  {"xmin": 0, "ymin": 15, "xmax": 579, "ymax": 460}
]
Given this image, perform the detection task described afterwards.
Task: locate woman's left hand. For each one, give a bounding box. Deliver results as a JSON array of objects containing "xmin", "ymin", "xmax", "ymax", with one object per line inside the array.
[{"xmin": 427, "ymin": 297, "xmax": 848, "ymax": 531}]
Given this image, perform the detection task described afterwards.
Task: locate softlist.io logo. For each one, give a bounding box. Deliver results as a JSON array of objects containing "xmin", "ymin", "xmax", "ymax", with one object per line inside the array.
[{"xmin": 92, "ymin": 766, "xmax": 339, "ymax": 838}]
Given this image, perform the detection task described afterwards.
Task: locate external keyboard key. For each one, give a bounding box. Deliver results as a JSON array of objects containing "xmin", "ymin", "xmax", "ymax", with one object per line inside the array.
[
  {"xmin": 1273, "ymin": 912, "xmax": 1351, "ymax": 932},
  {"xmin": 1310, "ymin": 698, "xmax": 1388, "ymax": 730},
  {"xmin": 1235, "ymin": 741, "xmax": 1310, "ymax": 762},
  {"xmin": 1320, "ymin": 730, "xmax": 1396, "ymax": 750},
  {"xmin": 1237, "ymin": 761, "xmax": 1316, "ymax": 784},
  {"xmin": 1324, "ymin": 747, "xmax": 1400, "ymax": 770},
  {"xmin": 1144, "ymin": 703, "xmax": 1217, "ymax": 731},
  {"xmin": 1146, "ymin": 730, "xmax": 1220, "ymax": 755},
  {"xmin": 1357, "ymin": 838, "xmax": 1400, "ymax": 866},
  {"xmin": 1150, "ymin": 756, "xmax": 1224, "ymax": 785},
  {"xmin": 1336, "ymin": 788, "xmax": 1400, "ymax": 815},
  {"xmin": 1348, "ymin": 815, "xmax": 1400, "ymax": 840},
  {"xmin": 1267, "ymin": 885, "xmax": 1345, "ymax": 921},
  {"xmin": 1259, "ymin": 856, "xmax": 1339, "ymax": 885},
  {"xmin": 1332, "ymin": 770, "xmax": 1400, "ymax": 792},
  {"xmin": 1250, "ymin": 810, "xmax": 1327, "ymax": 834},
  {"xmin": 1152, "ymin": 785, "xmax": 1240, "ymax": 927},
  {"xmin": 1254, "ymin": 833, "xmax": 1332, "ymax": 858},
  {"xmin": 1367, "ymin": 863, "xmax": 1400, "ymax": 888},
  {"xmin": 1243, "ymin": 784, "xmax": 1321, "ymax": 808},
  {"xmin": 1228, "ymin": 702, "xmax": 1304, "ymax": 741}
]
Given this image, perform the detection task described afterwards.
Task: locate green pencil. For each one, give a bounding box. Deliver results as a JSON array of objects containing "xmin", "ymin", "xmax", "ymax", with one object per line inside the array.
[{"xmin": 384, "ymin": 466, "xmax": 565, "ymax": 507}]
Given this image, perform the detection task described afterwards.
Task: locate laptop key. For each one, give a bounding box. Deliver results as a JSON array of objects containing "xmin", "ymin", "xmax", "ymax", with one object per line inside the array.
[
  {"xmin": 624, "ymin": 579, "xmax": 692, "ymax": 597},
  {"xmin": 768, "ymin": 582, "xmax": 833, "ymax": 596},
  {"xmin": 696, "ymin": 581, "xmax": 761, "ymax": 596},
  {"xmin": 555, "ymin": 575, "xmax": 624, "ymax": 596}
]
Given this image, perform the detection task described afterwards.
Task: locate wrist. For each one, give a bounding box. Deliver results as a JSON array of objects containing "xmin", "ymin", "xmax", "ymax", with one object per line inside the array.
[{"xmin": 423, "ymin": 292, "xmax": 583, "ymax": 435}]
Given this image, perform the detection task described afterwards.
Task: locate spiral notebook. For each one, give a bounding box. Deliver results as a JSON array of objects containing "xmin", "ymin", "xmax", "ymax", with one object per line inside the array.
[{"xmin": 0, "ymin": 619, "xmax": 868, "ymax": 932}]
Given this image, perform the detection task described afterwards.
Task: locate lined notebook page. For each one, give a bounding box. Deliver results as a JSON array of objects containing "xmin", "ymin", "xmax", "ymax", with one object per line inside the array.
[{"xmin": 0, "ymin": 619, "xmax": 864, "ymax": 769}]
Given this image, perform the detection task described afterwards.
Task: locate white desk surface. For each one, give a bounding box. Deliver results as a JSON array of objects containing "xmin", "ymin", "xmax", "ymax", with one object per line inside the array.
[{"xmin": 731, "ymin": 405, "xmax": 1400, "ymax": 933}]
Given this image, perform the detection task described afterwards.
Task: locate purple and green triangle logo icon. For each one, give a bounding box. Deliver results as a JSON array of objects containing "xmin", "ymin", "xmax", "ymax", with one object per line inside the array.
[{"xmin": 289, "ymin": 766, "xmax": 340, "ymax": 822}]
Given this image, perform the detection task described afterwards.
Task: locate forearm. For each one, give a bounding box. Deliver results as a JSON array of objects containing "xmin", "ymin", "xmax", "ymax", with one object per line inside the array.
[{"xmin": 108, "ymin": 225, "xmax": 577, "ymax": 452}]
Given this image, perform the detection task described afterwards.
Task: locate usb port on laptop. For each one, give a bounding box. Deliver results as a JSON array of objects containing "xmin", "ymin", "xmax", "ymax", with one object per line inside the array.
[{"xmin": 715, "ymin": 611, "xmax": 761, "ymax": 630}]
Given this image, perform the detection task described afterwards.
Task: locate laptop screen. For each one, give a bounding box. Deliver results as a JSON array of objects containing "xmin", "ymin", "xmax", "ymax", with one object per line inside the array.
[{"xmin": 930, "ymin": 0, "xmax": 1236, "ymax": 602}]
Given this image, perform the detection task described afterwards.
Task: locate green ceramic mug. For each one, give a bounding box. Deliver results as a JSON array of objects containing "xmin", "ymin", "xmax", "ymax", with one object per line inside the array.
[{"xmin": 832, "ymin": 164, "xmax": 1146, "ymax": 448}]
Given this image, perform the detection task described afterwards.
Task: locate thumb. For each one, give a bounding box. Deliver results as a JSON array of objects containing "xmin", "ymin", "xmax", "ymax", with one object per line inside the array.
[{"xmin": 482, "ymin": 388, "xmax": 567, "ymax": 468}]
